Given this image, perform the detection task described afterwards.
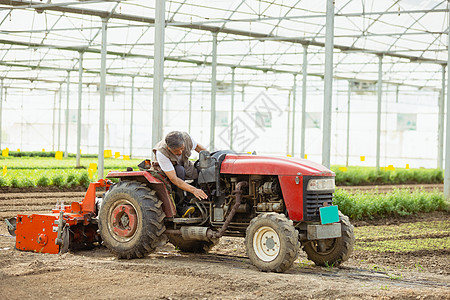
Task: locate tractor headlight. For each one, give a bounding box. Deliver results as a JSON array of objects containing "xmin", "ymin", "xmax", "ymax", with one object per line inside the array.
[{"xmin": 307, "ymin": 178, "xmax": 335, "ymax": 191}]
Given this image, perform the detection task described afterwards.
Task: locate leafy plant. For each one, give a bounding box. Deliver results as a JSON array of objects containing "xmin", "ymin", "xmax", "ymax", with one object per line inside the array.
[
  {"xmin": 78, "ymin": 172, "xmax": 91, "ymax": 188},
  {"xmin": 10, "ymin": 177, "xmax": 20, "ymax": 188},
  {"xmin": 66, "ymin": 173, "xmax": 77, "ymax": 187},
  {"xmin": 52, "ymin": 174, "xmax": 65, "ymax": 188},
  {"xmin": 21, "ymin": 177, "xmax": 35, "ymax": 188},
  {"xmin": 36, "ymin": 175, "xmax": 50, "ymax": 187}
]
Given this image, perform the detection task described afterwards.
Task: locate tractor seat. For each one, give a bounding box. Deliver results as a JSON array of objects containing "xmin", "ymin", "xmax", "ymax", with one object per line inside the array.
[{"xmin": 196, "ymin": 150, "xmax": 236, "ymax": 184}]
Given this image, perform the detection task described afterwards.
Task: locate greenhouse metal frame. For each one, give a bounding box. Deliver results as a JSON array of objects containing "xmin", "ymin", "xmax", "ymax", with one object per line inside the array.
[{"xmin": 0, "ymin": 0, "xmax": 449, "ymax": 195}]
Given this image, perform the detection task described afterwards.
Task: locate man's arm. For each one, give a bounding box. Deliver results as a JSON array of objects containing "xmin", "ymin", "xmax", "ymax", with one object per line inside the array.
[
  {"xmin": 165, "ymin": 170, "xmax": 208, "ymax": 200},
  {"xmin": 195, "ymin": 143, "xmax": 206, "ymax": 153}
]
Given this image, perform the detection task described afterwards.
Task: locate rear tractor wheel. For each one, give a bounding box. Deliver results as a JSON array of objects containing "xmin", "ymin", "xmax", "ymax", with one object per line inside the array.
[
  {"xmin": 245, "ymin": 213, "xmax": 300, "ymax": 273},
  {"xmin": 99, "ymin": 180, "xmax": 166, "ymax": 259}
]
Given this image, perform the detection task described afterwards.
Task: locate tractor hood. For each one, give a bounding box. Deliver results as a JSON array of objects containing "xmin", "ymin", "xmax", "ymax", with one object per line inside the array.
[{"xmin": 220, "ymin": 154, "xmax": 334, "ymax": 177}]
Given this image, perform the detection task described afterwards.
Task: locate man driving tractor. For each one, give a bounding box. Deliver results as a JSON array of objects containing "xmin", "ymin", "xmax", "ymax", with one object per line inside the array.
[{"xmin": 152, "ymin": 131, "xmax": 208, "ymax": 217}]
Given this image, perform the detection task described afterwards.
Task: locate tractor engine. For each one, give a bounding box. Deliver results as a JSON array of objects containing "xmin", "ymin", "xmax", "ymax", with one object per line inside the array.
[
  {"xmin": 253, "ymin": 176, "xmax": 284, "ymax": 213},
  {"xmin": 211, "ymin": 175, "xmax": 285, "ymax": 226}
]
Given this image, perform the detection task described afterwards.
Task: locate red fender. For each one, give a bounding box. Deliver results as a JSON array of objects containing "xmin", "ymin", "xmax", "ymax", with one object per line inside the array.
[{"xmin": 106, "ymin": 171, "xmax": 176, "ymax": 218}]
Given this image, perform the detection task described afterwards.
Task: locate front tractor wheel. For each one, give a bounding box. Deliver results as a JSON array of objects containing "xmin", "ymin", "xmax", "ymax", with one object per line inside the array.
[
  {"xmin": 99, "ymin": 181, "xmax": 166, "ymax": 259},
  {"xmin": 245, "ymin": 213, "xmax": 299, "ymax": 273},
  {"xmin": 302, "ymin": 212, "xmax": 355, "ymax": 267}
]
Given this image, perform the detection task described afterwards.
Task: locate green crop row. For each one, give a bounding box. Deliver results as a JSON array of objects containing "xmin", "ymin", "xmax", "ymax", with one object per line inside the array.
[
  {"xmin": 0, "ymin": 169, "xmax": 92, "ymax": 188},
  {"xmin": 334, "ymin": 188, "xmax": 449, "ymax": 220},
  {"xmin": 2, "ymin": 150, "xmax": 98, "ymax": 158},
  {"xmin": 1, "ymin": 157, "xmax": 144, "ymax": 170},
  {"xmin": 2, "ymin": 157, "xmax": 444, "ymax": 186},
  {"xmin": 331, "ymin": 166, "xmax": 443, "ymax": 186}
]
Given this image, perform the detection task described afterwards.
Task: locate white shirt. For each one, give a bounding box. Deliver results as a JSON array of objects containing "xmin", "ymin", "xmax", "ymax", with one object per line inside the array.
[{"xmin": 156, "ymin": 134, "xmax": 197, "ymax": 172}]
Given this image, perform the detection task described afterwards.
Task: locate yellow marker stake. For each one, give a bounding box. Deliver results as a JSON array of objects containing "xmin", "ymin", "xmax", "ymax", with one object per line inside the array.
[
  {"xmin": 387, "ymin": 165, "xmax": 395, "ymax": 171},
  {"xmin": 55, "ymin": 151, "xmax": 63, "ymax": 160},
  {"xmin": 42, "ymin": 148, "xmax": 45, "ymax": 152},
  {"xmin": 114, "ymin": 152, "xmax": 120, "ymax": 159},
  {"xmin": 304, "ymin": 154, "xmax": 307, "ymax": 159},
  {"xmin": 104, "ymin": 149, "xmax": 112, "ymax": 158},
  {"xmin": 287, "ymin": 154, "xmax": 292, "ymax": 157},
  {"xmin": 17, "ymin": 149, "xmax": 20, "ymax": 152},
  {"xmin": 339, "ymin": 167, "xmax": 348, "ymax": 172},
  {"xmin": 360, "ymin": 156, "xmax": 365, "ymax": 162},
  {"xmin": 123, "ymin": 155, "xmax": 130, "ymax": 160},
  {"xmin": 2, "ymin": 166, "xmax": 6, "ymax": 176},
  {"xmin": 406, "ymin": 164, "xmax": 410, "ymax": 169},
  {"xmin": 2, "ymin": 149, "xmax": 8, "ymax": 157},
  {"xmin": 89, "ymin": 163, "xmax": 97, "ymax": 172},
  {"xmin": 88, "ymin": 168, "xmax": 93, "ymax": 179}
]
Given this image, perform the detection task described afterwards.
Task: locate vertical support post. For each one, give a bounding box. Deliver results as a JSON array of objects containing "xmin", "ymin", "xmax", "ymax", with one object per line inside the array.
[
  {"xmin": 376, "ymin": 55, "xmax": 383, "ymax": 171},
  {"xmin": 98, "ymin": 18, "xmax": 108, "ymax": 179},
  {"xmin": 287, "ymin": 91, "xmax": 291, "ymax": 155},
  {"xmin": 76, "ymin": 51, "xmax": 83, "ymax": 168},
  {"xmin": 444, "ymin": 9, "xmax": 450, "ymax": 198},
  {"xmin": 210, "ymin": 32, "xmax": 218, "ymax": 151},
  {"xmin": 291, "ymin": 74, "xmax": 297, "ymax": 156},
  {"xmin": 64, "ymin": 71, "xmax": 70, "ymax": 158},
  {"xmin": 52, "ymin": 91, "xmax": 57, "ymax": 151},
  {"xmin": 395, "ymin": 85, "xmax": 399, "ymax": 103},
  {"xmin": 152, "ymin": 0, "xmax": 165, "ymax": 148},
  {"xmin": 301, "ymin": 45, "xmax": 308, "ymax": 159},
  {"xmin": 230, "ymin": 67, "xmax": 235, "ymax": 150},
  {"xmin": 322, "ymin": 0, "xmax": 335, "ymax": 168},
  {"xmin": 188, "ymin": 81, "xmax": 193, "ymax": 133},
  {"xmin": 438, "ymin": 65, "xmax": 446, "ymax": 169},
  {"xmin": 57, "ymin": 83, "xmax": 62, "ymax": 151},
  {"xmin": 0, "ymin": 78, "xmax": 3, "ymax": 151},
  {"xmin": 130, "ymin": 76, "xmax": 135, "ymax": 159},
  {"xmin": 346, "ymin": 81, "xmax": 351, "ymax": 167}
]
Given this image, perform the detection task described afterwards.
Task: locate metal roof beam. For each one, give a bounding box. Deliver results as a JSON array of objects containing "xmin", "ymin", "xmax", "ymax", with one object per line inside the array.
[
  {"xmin": 0, "ymin": 0, "xmax": 445, "ymax": 65},
  {"xmin": 0, "ymin": 38, "xmax": 305, "ymax": 75},
  {"xmin": 0, "ymin": 59, "xmax": 438, "ymax": 92},
  {"xmin": 167, "ymin": 9, "xmax": 449, "ymax": 26},
  {"xmin": 0, "ymin": 61, "xmax": 295, "ymax": 91}
]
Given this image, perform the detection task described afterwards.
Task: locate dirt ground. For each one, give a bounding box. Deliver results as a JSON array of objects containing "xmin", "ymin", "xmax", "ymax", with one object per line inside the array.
[{"xmin": 0, "ymin": 191, "xmax": 449, "ymax": 300}]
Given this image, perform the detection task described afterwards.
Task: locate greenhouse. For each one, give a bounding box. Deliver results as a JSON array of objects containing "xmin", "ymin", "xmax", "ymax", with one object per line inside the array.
[
  {"xmin": 0, "ymin": 1, "xmax": 449, "ymax": 298},
  {"xmin": 1, "ymin": 1, "xmax": 449, "ymax": 172}
]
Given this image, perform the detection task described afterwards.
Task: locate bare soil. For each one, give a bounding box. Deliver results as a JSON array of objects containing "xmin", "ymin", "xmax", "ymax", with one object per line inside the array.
[{"xmin": 0, "ymin": 191, "xmax": 449, "ymax": 299}]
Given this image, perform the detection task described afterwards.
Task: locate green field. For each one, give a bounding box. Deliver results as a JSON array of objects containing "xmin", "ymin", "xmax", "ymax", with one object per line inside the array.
[
  {"xmin": 354, "ymin": 220, "xmax": 450, "ymax": 252},
  {"xmin": 334, "ymin": 188, "xmax": 448, "ymax": 220},
  {"xmin": 0, "ymin": 156, "xmax": 448, "ymax": 217},
  {"xmin": 0, "ymin": 156, "xmax": 143, "ymax": 188}
]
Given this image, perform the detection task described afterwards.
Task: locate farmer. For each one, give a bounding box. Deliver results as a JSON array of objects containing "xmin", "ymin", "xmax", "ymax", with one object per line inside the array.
[{"xmin": 152, "ymin": 131, "xmax": 208, "ymax": 217}]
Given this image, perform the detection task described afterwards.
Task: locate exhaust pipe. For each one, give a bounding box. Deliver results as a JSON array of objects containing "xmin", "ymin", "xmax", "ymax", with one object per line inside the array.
[{"xmin": 208, "ymin": 181, "xmax": 248, "ymax": 239}]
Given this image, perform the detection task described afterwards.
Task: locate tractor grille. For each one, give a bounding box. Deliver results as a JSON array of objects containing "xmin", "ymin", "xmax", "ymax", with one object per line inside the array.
[{"xmin": 304, "ymin": 192, "xmax": 334, "ymax": 221}]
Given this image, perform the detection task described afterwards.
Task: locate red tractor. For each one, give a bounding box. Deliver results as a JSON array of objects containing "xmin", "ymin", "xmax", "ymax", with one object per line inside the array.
[
  {"xmin": 98, "ymin": 151, "xmax": 355, "ymax": 272},
  {"xmin": 8, "ymin": 151, "xmax": 354, "ymax": 273}
]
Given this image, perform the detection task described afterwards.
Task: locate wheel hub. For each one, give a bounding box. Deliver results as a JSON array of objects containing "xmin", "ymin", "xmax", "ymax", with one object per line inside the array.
[
  {"xmin": 111, "ymin": 204, "xmax": 137, "ymax": 237},
  {"xmin": 253, "ymin": 226, "xmax": 281, "ymax": 262}
]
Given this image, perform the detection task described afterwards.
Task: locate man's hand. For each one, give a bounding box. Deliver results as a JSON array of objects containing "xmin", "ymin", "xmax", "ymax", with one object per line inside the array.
[
  {"xmin": 195, "ymin": 143, "xmax": 207, "ymax": 153},
  {"xmin": 192, "ymin": 188, "xmax": 208, "ymax": 200},
  {"xmin": 165, "ymin": 170, "xmax": 208, "ymax": 200}
]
